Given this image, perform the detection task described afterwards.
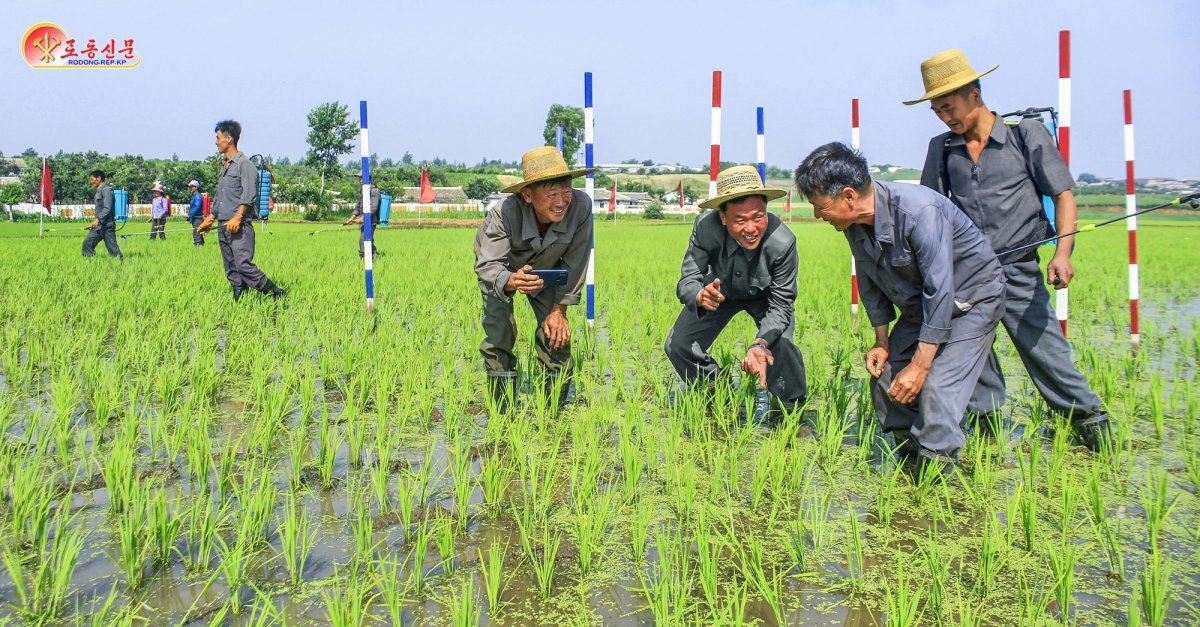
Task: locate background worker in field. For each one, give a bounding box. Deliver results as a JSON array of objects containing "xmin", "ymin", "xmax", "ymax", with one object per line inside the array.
[
  {"xmin": 663, "ymin": 165, "xmax": 807, "ymax": 424},
  {"xmin": 81, "ymin": 169, "xmax": 122, "ymax": 259},
  {"xmin": 149, "ymin": 182, "xmax": 169, "ymax": 240},
  {"xmin": 196, "ymin": 120, "xmax": 285, "ymax": 301},
  {"xmin": 474, "ymin": 146, "xmax": 594, "ymax": 412},
  {"xmin": 344, "ymin": 172, "xmax": 381, "ymax": 258},
  {"xmin": 186, "ymin": 180, "xmax": 205, "ymax": 246},
  {"xmin": 797, "ymin": 143, "xmax": 1004, "ymax": 464},
  {"xmin": 908, "ymin": 49, "xmax": 1111, "ymax": 451}
]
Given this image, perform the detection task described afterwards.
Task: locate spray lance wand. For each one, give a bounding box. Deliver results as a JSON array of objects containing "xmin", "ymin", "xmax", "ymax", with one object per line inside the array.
[{"xmin": 996, "ymin": 192, "xmax": 1200, "ymax": 260}]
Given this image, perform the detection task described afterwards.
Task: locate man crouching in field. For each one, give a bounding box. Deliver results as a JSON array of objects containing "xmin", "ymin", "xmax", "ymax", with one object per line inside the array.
[
  {"xmin": 474, "ymin": 146, "xmax": 594, "ymax": 413},
  {"xmin": 795, "ymin": 142, "xmax": 1005, "ymax": 466},
  {"xmin": 663, "ymin": 165, "xmax": 807, "ymax": 425}
]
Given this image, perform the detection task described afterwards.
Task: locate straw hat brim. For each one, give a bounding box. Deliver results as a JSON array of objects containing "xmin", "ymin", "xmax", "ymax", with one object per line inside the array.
[
  {"xmin": 698, "ymin": 187, "xmax": 787, "ymax": 210},
  {"xmin": 501, "ymin": 168, "xmax": 596, "ymax": 194},
  {"xmin": 902, "ymin": 64, "xmax": 998, "ymax": 106}
]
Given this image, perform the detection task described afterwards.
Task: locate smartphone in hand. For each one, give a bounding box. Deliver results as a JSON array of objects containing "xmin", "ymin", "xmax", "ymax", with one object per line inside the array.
[{"xmin": 529, "ymin": 269, "xmax": 569, "ymax": 286}]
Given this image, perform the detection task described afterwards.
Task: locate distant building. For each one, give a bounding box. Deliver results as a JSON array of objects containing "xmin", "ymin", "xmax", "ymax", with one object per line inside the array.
[{"xmin": 398, "ymin": 186, "xmax": 469, "ymax": 202}]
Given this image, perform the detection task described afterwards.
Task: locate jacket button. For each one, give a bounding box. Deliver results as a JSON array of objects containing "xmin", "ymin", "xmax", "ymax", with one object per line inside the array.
[{"xmin": 735, "ymin": 271, "xmax": 742, "ymax": 277}]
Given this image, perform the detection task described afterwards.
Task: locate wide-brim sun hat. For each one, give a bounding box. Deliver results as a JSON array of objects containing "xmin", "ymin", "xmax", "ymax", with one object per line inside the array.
[
  {"xmin": 501, "ymin": 146, "xmax": 595, "ymax": 194},
  {"xmin": 903, "ymin": 48, "xmax": 998, "ymax": 106},
  {"xmin": 698, "ymin": 165, "xmax": 787, "ymax": 210},
  {"xmin": 187, "ymin": 180, "xmax": 199, "ymax": 188},
  {"xmin": 151, "ymin": 182, "xmax": 165, "ymax": 194}
]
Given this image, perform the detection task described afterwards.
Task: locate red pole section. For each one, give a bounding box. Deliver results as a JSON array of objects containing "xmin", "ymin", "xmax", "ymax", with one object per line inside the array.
[
  {"xmin": 1056, "ymin": 29, "xmax": 1071, "ymax": 336},
  {"xmin": 850, "ymin": 98, "xmax": 861, "ymax": 323},
  {"xmin": 1124, "ymin": 89, "xmax": 1140, "ymax": 350},
  {"xmin": 709, "ymin": 70, "xmax": 722, "ymax": 200}
]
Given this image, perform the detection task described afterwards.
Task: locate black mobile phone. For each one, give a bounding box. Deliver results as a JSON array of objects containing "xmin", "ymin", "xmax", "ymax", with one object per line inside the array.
[{"xmin": 530, "ymin": 269, "xmax": 569, "ymax": 286}]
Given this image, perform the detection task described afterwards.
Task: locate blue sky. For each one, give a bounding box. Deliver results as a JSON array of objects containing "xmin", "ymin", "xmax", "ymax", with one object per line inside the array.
[{"xmin": 3, "ymin": 0, "xmax": 1197, "ymax": 178}]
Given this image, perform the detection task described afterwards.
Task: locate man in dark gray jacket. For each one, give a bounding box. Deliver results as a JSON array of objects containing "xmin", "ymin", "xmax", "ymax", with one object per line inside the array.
[
  {"xmin": 81, "ymin": 170, "xmax": 122, "ymax": 258},
  {"xmin": 796, "ymin": 142, "xmax": 1005, "ymax": 463},
  {"xmin": 196, "ymin": 120, "xmax": 284, "ymax": 301},
  {"xmin": 664, "ymin": 165, "xmax": 807, "ymax": 424},
  {"xmin": 345, "ymin": 173, "xmax": 381, "ymax": 258},
  {"xmin": 474, "ymin": 146, "xmax": 594, "ymax": 412}
]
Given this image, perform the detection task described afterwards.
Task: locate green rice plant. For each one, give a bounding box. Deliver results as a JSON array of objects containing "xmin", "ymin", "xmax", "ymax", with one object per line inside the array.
[
  {"xmin": 802, "ymin": 490, "xmax": 834, "ymax": 551},
  {"xmin": 815, "ymin": 406, "xmax": 851, "ymax": 473},
  {"xmin": 277, "ymin": 490, "xmax": 316, "ymax": 587},
  {"xmin": 478, "ymin": 540, "xmax": 516, "ymax": 615},
  {"xmin": 244, "ymin": 585, "xmax": 286, "ymax": 627},
  {"xmin": 694, "ymin": 516, "xmax": 721, "ymax": 616},
  {"xmin": 1086, "ymin": 460, "xmax": 1108, "ymax": 527},
  {"xmin": 1003, "ymin": 483, "xmax": 1022, "ymax": 547},
  {"xmin": 407, "ymin": 518, "xmax": 433, "ymax": 595},
  {"xmin": 216, "ymin": 529, "xmax": 259, "ymax": 615},
  {"xmin": 1059, "ymin": 474, "xmax": 1080, "ymax": 538},
  {"xmin": 371, "ymin": 555, "xmax": 409, "ymax": 625},
  {"xmin": 116, "ymin": 492, "xmax": 152, "ymax": 591},
  {"xmin": 515, "ymin": 512, "xmax": 562, "ymax": 600},
  {"xmin": 785, "ymin": 513, "xmax": 809, "ymax": 574},
  {"xmin": 1139, "ymin": 549, "xmax": 1171, "ymax": 627},
  {"xmin": 630, "ymin": 494, "xmax": 654, "ymax": 563},
  {"xmin": 1016, "ymin": 569, "xmax": 1052, "ymax": 626},
  {"xmin": 478, "ymin": 446, "xmax": 512, "ymax": 518},
  {"xmin": 186, "ymin": 423, "xmax": 214, "ymax": 492},
  {"xmin": 236, "ymin": 463, "xmax": 277, "ymax": 549},
  {"xmin": 395, "ymin": 470, "xmax": 419, "ymax": 539},
  {"xmin": 573, "ymin": 486, "xmax": 618, "ymax": 575},
  {"xmin": 883, "ymin": 558, "xmax": 924, "ymax": 627},
  {"xmin": 100, "ymin": 432, "xmax": 137, "ymax": 514},
  {"xmin": 345, "ymin": 408, "xmax": 366, "ymax": 469},
  {"xmin": 1090, "ymin": 513, "xmax": 1126, "ymax": 580},
  {"xmin": 323, "ymin": 572, "xmax": 375, "ymax": 627},
  {"xmin": 317, "ymin": 411, "xmax": 345, "ymax": 489},
  {"xmin": 1046, "ymin": 417, "xmax": 1073, "ymax": 494},
  {"xmin": 715, "ymin": 581, "xmax": 751, "ymax": 627},
  {"xmin": 215, "ymin": 435, "xmax": 240, "ymax": 503},
  {"xmin": 6, "ymin": 447, "xmax": 56, "ymax": 547},
  {"xmin": 287, "ymin": 424, "xmax": 309, "ymax": 490},
  {"xmin": 1181, "ymin": 439, "xmax": 1200, "ymax": 495},
  {"xmin": 448, "ymin": 576, "xmax": 481, "ymax": 627},
  {"xmin": 954, "ymin": 585, "xmax": 983, "ymax": 627},
  {"xmin": 1128, "ymin": 588, "xmax": 1143, "ymax": 627},
  {"xmin": 638, "ymin": 524, "xmax": 693, "ymax": 625},
  {"xmin": 974, "ymin": 514, "xmax": 1006, "ymax": 598},
  {"xmin": 1, "ymin": 502, "xmax": 85, "ymax": 625},
  {"xmin": 845, "ymin": 508, "xmax": 865, "ymax": 584},
  {"xmin": 874, "ymin": 459, "xmax": 901, "ymax": 526},
  {"xmin": 618, "ymin": 419, "xmax": 644, "ymax": 503},
  {"xmin": 433, "ymin": 512, "xmax": 457, "ymax": 575},
  {"xmin": 1047, "ymin": 536, "xmax": 1085, "ymax": 622},
  {"xmin": 369, "ymin": 453, "xmax": 392, "ymax": 514},
  {"xmin": 913, "ymin": 457, "xmax": 946, "ymax": 509},
  {"xmin": 185, "ymin": 497, "xmax": 226, "ymax": 572},
  {"xmin": 1140, "ymin": 469, "xmax": 1179, "ymax": 548},
  {"xmin": 1147, "ymin": 372, "xmax": 1167, "ymax": 440},
  {"xmin": 919, "ymin": 532, "xmax": 947, "ymax": 619},
  {"xmin": 742, "ymin": 531, "xmax": 786, "ymax": 625},
  {"xmin": 1020, "ymin": 479, "xmax": 1039, "ymax": 553},
  {"xmin": 450, "ymin": 430, "xmax": 475, "ymax": 526},
  {"xmin": 147, "ymin": 485, "xmax": 184, "ymax": 566},
  {"xmin": 414, "ymin": 440, "xmax": 444, "ymax": 505}
]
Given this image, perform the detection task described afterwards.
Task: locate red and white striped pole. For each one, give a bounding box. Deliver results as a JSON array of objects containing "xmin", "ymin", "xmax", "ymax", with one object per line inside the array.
[
  {"xmin": 850, "ymin": 98, "xmax": 861, "ymax": 324},
  {"xmin": 1124, "ymin": 89, "xmax": 1140, "ymax": 351},
  {"xmin": 709, "ymin": 70, "xmax": 722, "ymax": 200},
  {"xmin": 1056, "ymin": 30, "xmax": 1071, "ymax": 336}
]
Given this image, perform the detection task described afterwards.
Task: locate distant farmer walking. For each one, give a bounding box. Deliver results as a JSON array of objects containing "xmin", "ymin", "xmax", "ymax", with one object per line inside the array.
[
  {"xmin": 81, "ymin": 169, "xmax": 122, "ymax": 259},
  {"xmin": 195, "ymin": 120, "xmax": 285, "ymax": 301},
  {"xmin": 149, "ymin": 182, "xmax": 168, "ymax": 240},
  {"xmin": 345, "ymin": 172, "xmax": 381, "ymax": 258},
  {"xmin": 187, "ymin": 180, "xmax": 205, "ymax": 246}
]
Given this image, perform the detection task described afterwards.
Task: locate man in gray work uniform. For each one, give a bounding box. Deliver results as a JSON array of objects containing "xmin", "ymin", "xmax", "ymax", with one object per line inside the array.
[
  {"xmin": 797, "ymin": 143, "xmax": 1005, "ymax": 462},
  {"xmin": 81, "ymin": 169, "xmax": 122, "ymax": 258},
  {"xmin": 474, "ymin": 146, "xmax": 594, "ymax": 412},
  {"xmin": 344, "ymin": 173, "xmax": 381, "ymax": 258},
  {"xmin": 196, "ymin": 120, "xmax": 285, "ymax": 301},
  {"xmin": 663, "ymin": 165, "xmax": 807, "ymax": 423},
  {"xmin": 906, "ymin": 49, "xmax": 1110, "ymax": 450}
]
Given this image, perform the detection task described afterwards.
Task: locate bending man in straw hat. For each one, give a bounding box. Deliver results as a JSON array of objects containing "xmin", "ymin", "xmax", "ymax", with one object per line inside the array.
[
  {"xmin": 796, "ymin": 142, "xmax": 1005, "ymax": 465},
  {"xmin": 474, "ymin": 146, "xmax": 594, "ymax": 413},
  {"xmin": 663, "ymin": 165, "xmax": 806, "ymax": 424},
  {"xmin": 906, "ymin": 48, "xmax": 1110, "ymax": 451}
]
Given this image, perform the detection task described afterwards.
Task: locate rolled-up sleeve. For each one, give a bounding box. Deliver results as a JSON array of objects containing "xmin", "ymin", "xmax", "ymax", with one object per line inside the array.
[
  {"xmin": 857, "ymin": 267, "xmax": 896, "ymax": 328},
  {"xmin": 236, "ymin": 159, "xmax": 258, "ymax": 208},
  {"xmin": 556, "ymin": 205, "xmax": 593, "ymax": 306},
  {"xmin": 756, "ymin": 238, "xmax": 797, "ymax": 346},
  {"xmin": 474, "ymin": 211, "xmax": 514, "ymax": 302},
  {"xmin": 676, "ymin": 220, "xmax": 710, "ymax": 307},
  {"xmin": 909, "ymin": 209, "xmax": 955, "ymax": 344}
]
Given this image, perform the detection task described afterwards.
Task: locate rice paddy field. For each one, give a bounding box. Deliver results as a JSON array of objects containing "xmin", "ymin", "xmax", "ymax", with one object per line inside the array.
[{"xmin": 1, "ymin": 215, "xmax": 1199, "ymax": 626}]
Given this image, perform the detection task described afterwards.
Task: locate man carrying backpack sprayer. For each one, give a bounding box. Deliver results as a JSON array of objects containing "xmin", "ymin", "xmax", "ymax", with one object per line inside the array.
[
  {"xmin": 906, "ymin": 49, "xmax": 1110, "ymax": 450},
  {"xmin": 187, "ymin": 180, "xmax": 205, "ymax": 246},
  {"xmin": 345, "ymin": 172, "xmax": 381, "ymax": 258},
  {"xmin": 195, "ymin": 120, "xmax": 285, "ymax": 301}
]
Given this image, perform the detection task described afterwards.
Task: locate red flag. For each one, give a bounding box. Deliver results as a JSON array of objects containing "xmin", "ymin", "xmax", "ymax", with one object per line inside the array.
[
  {"xmin": 677, "ymin": 180, "xmax": 684, "ymax": 209},
  {"xmin": 40, "ymin": 158, "xmax": 53, "ymax": 214},
  {"xmin": 418, "ymin": 169, "xmax": 436, "ymax": 204},
  {"xmin": 608, "ymin": 182, "xmax": 617, "ymax": 213},
  {"xmin": 785, "ymin": 191, "xmax": 792, "ymax": 215}
]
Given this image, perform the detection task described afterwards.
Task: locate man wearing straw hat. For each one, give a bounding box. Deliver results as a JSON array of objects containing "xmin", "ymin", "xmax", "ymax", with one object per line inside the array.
[
  {"xmin": 795, "ymin": 142, "xmax": 1004, "ymax": 465},
  {"xmin": 474, "ymin": 146, "xmax": 594, "ymax": 412},
  {"xmin": 663, "ymin": 165, "xmax": 807, "ymax": 424},
  {"xmin": 186, "ymin": 180, "xmax": 206, "ymax": 247},
  {"xmin": 905, "ymin": 49, "xmax": 1110, "ymax": 451}
]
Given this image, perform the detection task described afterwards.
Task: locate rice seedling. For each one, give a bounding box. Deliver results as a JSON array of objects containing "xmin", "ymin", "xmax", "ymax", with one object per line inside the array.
[
  {"xmin": 1003, "ymin": 483, "xmax": 1023, "ymax": 547},
  {"xmin": 323, "ymin": 572, "xmax": 375, "ymax": 627},
  {"xmin": 694, "ymin": 515, "xmax": 722, "ymax": 617},
  {"xmin": 215, "ymin": 525, "xmax": 260, "ymax": 615},
  {"xmin": 515, "ymin": 511, "xmax": 562, "ymax": 600},
  {"xmin": 433, "ymin": 511, "xmax": 458, "ymax": 575},
  {"xmin": 1016, "ymin": 569, "xmax": 1052, "ymax": 626},
  {"xmin": 478, "ymin": 540, "xmax": 516, "ymax": 615},
  {"xmin": 1059, "ymin": 474, "xmax": 1081, "ymax": 538},
  {"xmin": 185, "ymin": 497, "xmax": 226, "ymax": 572},
  {"xmin": 1047, "ymin": 536, "xmax": 1085, "ymax": 623},
  {"xmin": 371, "ymin": 554, "xmax": 410, "ymax": 625},
  {"xmin": 1, "ymin": 501, "xmax": 85, "ymax": 624},
  {"xmin": 573, "ymin": 485, "xmax": 618, "ymax": 575},
  {"xmin": 802, "ymin": 490, "xmax": 834, "ymax": 551},
  {"xmin": 450, "ymin": 429, "xmax": 475, "ymax": 526},
  {"xmin": 395, "ymin": 470, "xmax": 419, "ymax": 539},
  {"xmin": 638, "ymin": 524, "xmax": 693, "ymax": 625},
  {"xmin": 244, "ymin": 585, "xmax": 286, "ymax": 627},
  {"xmin": 215, "ymin": 435, "xmax": 240, "ymax": 503},
  {"xmin": 116, "ymin": 491, "xmax": 153, "ymax": 591},
  {"xmin": 844, "ymin": 508, "xmax": 865, "ymax": 585},
  {"xmin": 407, "ymin": 518, "xmax": 434, "ymax": 596},
  {"xmin": 478, "ymin": 446, "xmax": 512, "ymax": 518},
  {"xmin": 100, "ymin": 431, "xmax": 137, "ymax": 514},
  {"xmin": 277, "ymin": 490, "xmax": 317, "ymax": 587},
  {"xmin": 913, "ymin": 457, "xmax": 947, "ymax": 509},
  {"xmin": 448, "ymin": 576, "xmax": 481, "ymax": 627},
  {"xmin": 1139, "ymin": 549, "xmax": 1171, "ymax": 627},
  {"xmin": 147, "ymin": 484, "xmax": 184, "ymax": 566},
  {"xmin": 629, "ymin": 493, "xmax": 654, "ymax": 563},
  {"xmin": 919, "ymin": 532, "xmax": 948, "ymax": 619},
  {"xmin": 741, "ymin": 531, "xmax": 786, "ymax": 624},
  {"xmin": 883, "ymin": 558, "xmax": 924, "ymax": 627},
  {"xmin": 1147, "ymin": 372, "xmax": 1167, "ymax": 440},
  {"xmin": 1020, "ymin": 480, "xmax": 1039, "ymax": 553},
  {"xmin": 974, "ymin": 514, "xmax": 1006, "ymax": 598},
  {"xmin": 317, "ymin": 410, "xmax": 345, "ymax": 489},
  {"xmin": 1140, "ymin": 468, "xmax": 1179, "ymax": 548},
  {"xmin": 236, "ymin": 462, "xmax": 278, "ymax": 549}
]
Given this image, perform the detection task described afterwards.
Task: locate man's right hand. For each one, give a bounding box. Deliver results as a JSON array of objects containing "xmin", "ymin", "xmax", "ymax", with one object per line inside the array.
[
  {"xmin": 864, "ymin": 345, "xmax": 888, "ymax": 378},
  {"xmin": 87, "ymin": 219, "xmax": 99, "ymax": 230},
  {"xmin": 696, "ymin": 278, "xmax": 724, "ymax": 311},
  {"xmin": 505, "ymin": 265, "xmax": 544, "ymax": 295},
  {"xmin": 196, "ymin": 216, "xmax": 215, "ymax": 234}
]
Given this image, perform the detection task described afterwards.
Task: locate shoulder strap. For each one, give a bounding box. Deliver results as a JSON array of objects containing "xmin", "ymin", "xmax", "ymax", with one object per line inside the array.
[
  {"xmin": 940, "ymin": 137, "xmax": 953, "ymax": 197},
  {"xmin": 1004, "ymin": 120, "xmax": 1044, "ymax": 198}
]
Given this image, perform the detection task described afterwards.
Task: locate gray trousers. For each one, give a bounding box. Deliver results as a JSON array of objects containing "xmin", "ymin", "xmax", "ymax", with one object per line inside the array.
[
  {"xmin": 358, "ymin": 221, "xmax": 380, "ymax": 257},
  {"xmin": 663, "ymin": 299, "xmax": 807, "ymax": 404},
  {"xmin": 873, "ymin": 319, "xmax": 998, "ymax": 457},
  {"xmin": 217, "ymin": 221, "xmax": 268, "ymax": 289},
  {"xmin": 150, "ymin": 217, "xmax": 167, "ymax": 239},
  {"xmin": 967, "ymin": 256, "xmax": 1103, "ymax": 420},
  {"xmin": 480, "ymin": 290, "xmax": 571, "ymax": 376},
  {"xmin": 191, "ymin": 217, "xmax": 205, "ymax": 246},
  {"xmin": 82, "ymin": 220, "xmax": 122, "ymax": 258}
]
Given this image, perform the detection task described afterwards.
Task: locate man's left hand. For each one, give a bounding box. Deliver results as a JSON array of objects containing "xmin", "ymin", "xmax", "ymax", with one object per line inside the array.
[
  {"xmin": 226, "ymin": 214, "xmax": 243, "ymax": 233},
  {"xmin": 887, "ymin": 363, "xmax": 929, "ymax": 405},
  {"xmin": 542, "ymin": 308, "xmax": 570, "ymax": 350},
  {"xmin": 740, "ymin": 344, "xmax": 774, "ymax": 389},
  {"xmin": 1047, "ymin": 253, "xmax": 1074, "ymax": 289}
]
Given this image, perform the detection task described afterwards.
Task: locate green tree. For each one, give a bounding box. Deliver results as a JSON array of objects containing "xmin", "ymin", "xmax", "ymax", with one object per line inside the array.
[
  {"xmin": 643, "ymin": 201, "xmax": 664, "ymax": 220},
  {"xmin": 21, "ymin": 148, "xmax": 37, "ymax": 158},
  {"xmin": 304, "ymin": 101, "xmax": 358, "ymax": 199},
  {"xmin": 1, "ymin": 183, "xmax": 24, "ymax": 221},
  {"xmin": 464, "ymin": 176, "xmax": 502, "ymax": 200},
  {"xmin": 542, "ymin": 104, "xmax": 584, "ymax": 166}
]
